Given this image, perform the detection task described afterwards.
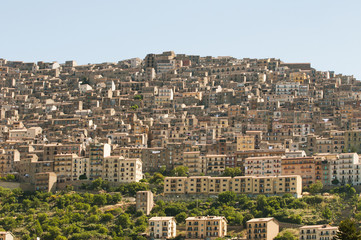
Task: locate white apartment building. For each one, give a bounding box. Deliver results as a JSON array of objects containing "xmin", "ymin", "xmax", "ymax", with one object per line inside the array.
[
  {"xmin": 102, "ymin": 156, "xmax": 143, "ymax": 183},
  {"xmin": 299, "ymin": 224, "xmax": 338, "ymax": 240},
  {"xmin": 149, "ymin": 217, "xmax": 176, "ymax": 240},
  {"xmin": 244, "ymin": 156, "xmax": 282, "ymax": 176}
]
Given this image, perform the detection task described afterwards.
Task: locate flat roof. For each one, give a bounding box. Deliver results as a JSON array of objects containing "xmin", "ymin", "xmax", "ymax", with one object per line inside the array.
[{"xmin": 247, "ymin": 217, "xmax": 276, "ymax": 223}]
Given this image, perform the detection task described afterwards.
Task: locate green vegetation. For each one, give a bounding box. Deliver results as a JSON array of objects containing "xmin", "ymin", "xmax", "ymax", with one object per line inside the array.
[
  {"xmin": 222, "ymin": 167, "xmax": 242, "ymax": 177},
  {"xmin": 133, "ymin": 95, "xmax": 143, "ymax": 100},
  {"xmin": 0, "ymin": 178, "xmax": 360, "ymax": 239},
  {"xmin": 0, "ymin": 187, "xmax": 147, "ymax": 240},
  {"xmin": 0, "ymin": 174, "xmax": 16, "ymax": 182},
  {"xmin": 274, "ymin": 230, "xmax": 297, "ymax": 240},
  {"xmin": 333, "ymin": 218, "xmax": 361, "ymax": 240},
  {"xmin": 130, "ymin": 105, "xmax": 138, "ymax": 110},
  {"xmin": 80, "ymin": 179, "xmax": 149, "ymax": 196}
]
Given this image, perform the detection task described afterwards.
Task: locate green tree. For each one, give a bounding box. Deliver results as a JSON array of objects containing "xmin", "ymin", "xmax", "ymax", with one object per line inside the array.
[
  {"xmin": 218, "ymin": 191, "xmax": 236, "ymax": 205},
  {"xmin": 333, "ymin": 218, "xmax": 361, "ymax": 240},
  {"xmin": 149, "ymin": 172, "xmax": 165, "ymax": 184},
  {"xmin": 332, "ymin": 178, "xmax": 340, "ymax": 185},
  {"xmin": 134, "ymin": 95, "xmax": 143, "ymax": 100},
  {"xmin": 274, "ymin": 231, "xmax": 297, "ymax": 240},
  {"xmin": 175, "ymin": 212, "xmax": 187, "ymax": 223},
  {"xmin": 131, "ymin": 104, "xmax": 139, "ymax": 110},
  {"xmin": 222, "ymin": 167, "xmax": 242, "ymax": 177},
  {"xmin": 309, "ymin": 181, "xmax": 323, "ymax": 194},
  {"xmin": 322, "ymin": 207, "xmax": 332, "ymax": 220},
  {"xmin": 170, "ymin": 166, "xmax": 188, "ymax": 176}
]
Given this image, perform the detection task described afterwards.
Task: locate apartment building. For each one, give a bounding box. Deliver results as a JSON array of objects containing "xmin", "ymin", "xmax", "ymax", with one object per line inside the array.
[
  {"xmin": 72, "ymin": 156, "xmax": 89, "ymax": 181},
  {"xmin": 247, "ymin": 217, "xmax": 279, "ymax": 240},
  {"xmin": 206, "ymin": 155, "xmax": 226, "ymax": 175},
  {"xmin": 281, "ymin": 157, "xmax": 316, "ymax": 187},
  {"xmin": 136, "ymin": 191, "xmax": 154, "ymax": 215},
  {"xmin": 43, "ymin": 143, "xmax": 82, "ymax": 161},
  {"xmin": 149, "ymin": 217, "xmax": 176, "ymax": 240},
  {"xmin": 244, "ymin": 156, "xmax": 282, "ymax": 176},
  {"xmin": 102, "ymin": 156, "xmax": 143, "ymax": 183},
  {"xmin": 54, "ymin": 154, "xmax": 75, "ymax": 183},
  {"xmin": 237, "ymin": 135, "xmax": 255, "ymax": 151},
  {"xmin": 299, "ymin": 224, "xmax": 338, "ymax": 240},
  {"xmin": 331, "ymin": 153, "xmax": 360, "ymax": 185},
  {"xmin": 35, "ymin": 172, "xmax": 57, "ymax": 192},
  {"xmin": 89, "ymin": 144, "xmax": 111, "ymax": 180},
  {"xmin": 164, "ymin": 175, "xmax": 302, "ymax": 197},
  {"xmin": 183, "ymin": 151, "xmax": 206, "ymax": 175},
  {"xmin": 186, "ymin": 216, "xmax": 227, "ymax": 240}
]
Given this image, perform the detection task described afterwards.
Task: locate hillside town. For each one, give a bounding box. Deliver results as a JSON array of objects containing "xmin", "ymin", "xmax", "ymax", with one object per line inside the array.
[{"xmin": 0, "ymin": 51, "xmax": 360, "ymax": 239}]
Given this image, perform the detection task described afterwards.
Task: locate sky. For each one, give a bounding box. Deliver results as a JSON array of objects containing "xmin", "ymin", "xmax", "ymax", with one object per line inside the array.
[{"xmin": 1, "ymin": 0, "xmax": 361, "ymax": 79}]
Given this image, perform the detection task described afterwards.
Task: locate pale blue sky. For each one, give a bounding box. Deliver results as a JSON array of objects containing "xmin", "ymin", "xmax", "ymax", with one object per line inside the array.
[{"xmin": 1, "ymin": 0, "xmax": 361, "ymax": 78}]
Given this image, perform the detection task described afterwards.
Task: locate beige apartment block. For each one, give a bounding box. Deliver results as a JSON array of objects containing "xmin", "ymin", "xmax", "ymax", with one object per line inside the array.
[
  {"xmin": 43, "ymin": 143, "xmax": 82, "ymax": 161},
  {"xmin": 186, "ymin": 216, "xmax": 227, "ymax": 240},
  {"xmin": 35, "ymin": 172, "xmax": 57, "ymax": 192},
  {"xmin": 149, "ymin": 217, "xmax": 176, "ymax": 240},
  {"xmin": 247, "ymin": 217, "xmax": 279, "ymax": 240},
  {"xmin": 299, "ymin": 224, "xmax": 338, "ymax": 240},
  {"xmin": 89, "ymin": 143, "xmax": 111, "ymax": 180},
  {"xmin": 136, "ymin": 190, "xmax": 154, "ymax": 215},
  {"xmin": 237, "ymin": 135, "xmax": 255, "ymax": 151},
  {"xmin": 206, "ymin": 154, "xmax": 226, "ymax": 175},
  {"xmin": 102, "ymin": 156, "xmax": 143, "ymax": 183},
  {"xmin": 54, "ymin": 154, "xmax": 76, "ymax": 183},
  {"xmin": 164, "ymin": 175, "xmax": 302, "ymax": 197},
  {"xmin": 183, "ymin": 151, "xmax": 206, "ymax": 175},
  {"xmin": 72, "ymin": 156, "xmax": 89, "ymax": 181}
]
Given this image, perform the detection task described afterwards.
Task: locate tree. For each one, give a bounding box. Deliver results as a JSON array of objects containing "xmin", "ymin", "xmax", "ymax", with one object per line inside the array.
[
  {"xmin": 274, "ymin": 231, "xmax": 297, "ymax": 240},
  {"xmin": 175, "ymin": 212, "xmax": 187, "ymax": 223},
  {"xmin": 309, "ymin": 181, "xmax": 323, "ymax": 194},
  {"xmin": 170, "ymin": 166, "xmax": 188, "ymax": 176},
  {"xmin": 134, "ymin": 95, "xmax": 143, "ymax": 100},
  {"xmin": 222, "ymin": 167, "xmax": 242, "ymax": 177},
  {"xmin": 322, "ymin": 207, "xmax": 332, "ymax": 220},
  {"xmin": 79, "ymin": 174, "xmax": 87, "ymax": 180},
  {"xmin": 218, "ymin": 191, "xmax": 236, "ymax": 205},
  {"xmin": 149, "ymin": 173, "xmax": 165, "ymax": 185},
  {"xmin": 332, "ymin": 178, "xmax": 340, "ymax": 185},
  {"xmin": 333, "ymin": 218, "xmax": 361, "ymax": 240},
  {"xmin": 131, "ymin": 104, "xmax": 139, "ymax": 110}
]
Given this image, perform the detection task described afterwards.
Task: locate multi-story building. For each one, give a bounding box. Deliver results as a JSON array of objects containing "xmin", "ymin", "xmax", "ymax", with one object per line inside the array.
[
  {"xmin": 35, "ymin": 172, "xmax": 57, "ymax": 192},
  {"xmin": 281, "ymin": 157, "xmax": 316, "ymax": 187},
  {"xmin": 299, "ymin": 224, "xmax": 338, "ymax": 240},
  {"xmin": 149, "ymin": 217, "xmax": 176, "ymax": 240},
  {"xmin": 89, "ymin": 144, "xmax": 111, "ymax": 180},
  {"xmin": 102, "ymin": 156, "xmax": 142, "ymax": 183},
  {"xmin": 43, "ymin": 144, "xmax": 82, "ymax": 161},
  {"xmin": 237, "ymin": 135, "xmax": 255, "ymax": 151},
  {"xmin": 136, "ymin": 191, "xmax": 154, "ymax": 215},
  {"xmin": 164, "ymin": 175, "xmax": 302, "ymax": 197},
  {"xmin": 72, "ymin": 156, "xmax": 89, "ymax": 181},
  {"xmin": 247, "ymin": 217, "xmax": 279, "ymax": 240},
  {"xmin": 186, "ymin": 216, "xmax": 227, "ymax": 240},
  {"xmin": 183, "ymin": 151, "xmax": 206, "ymax": 175},
  {"xmin": 244, "ymin": 156, "xmax": 282, "ymax": 176},
  {"xmin": 206, "ymin": 155, "xmax": 226, "ymax": 175},
  {"xmin": 54, "ymin": 154, "xmax": 75, "ymax": 183}
]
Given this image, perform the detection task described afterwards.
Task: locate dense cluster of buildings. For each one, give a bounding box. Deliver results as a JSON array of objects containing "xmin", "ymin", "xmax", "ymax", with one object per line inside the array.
[{"xmin": 0, "ymin": 51, "xmax": 360, "ymax": 192}]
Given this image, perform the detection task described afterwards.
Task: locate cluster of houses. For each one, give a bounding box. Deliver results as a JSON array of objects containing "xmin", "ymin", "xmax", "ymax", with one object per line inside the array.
[
  {"xmin": 0, "ymin": 52, "xmax": 361, "ymax": 192},
  {"xmin": 147, "ymin": 216, "xmax": 338, "ymax": 240}
]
